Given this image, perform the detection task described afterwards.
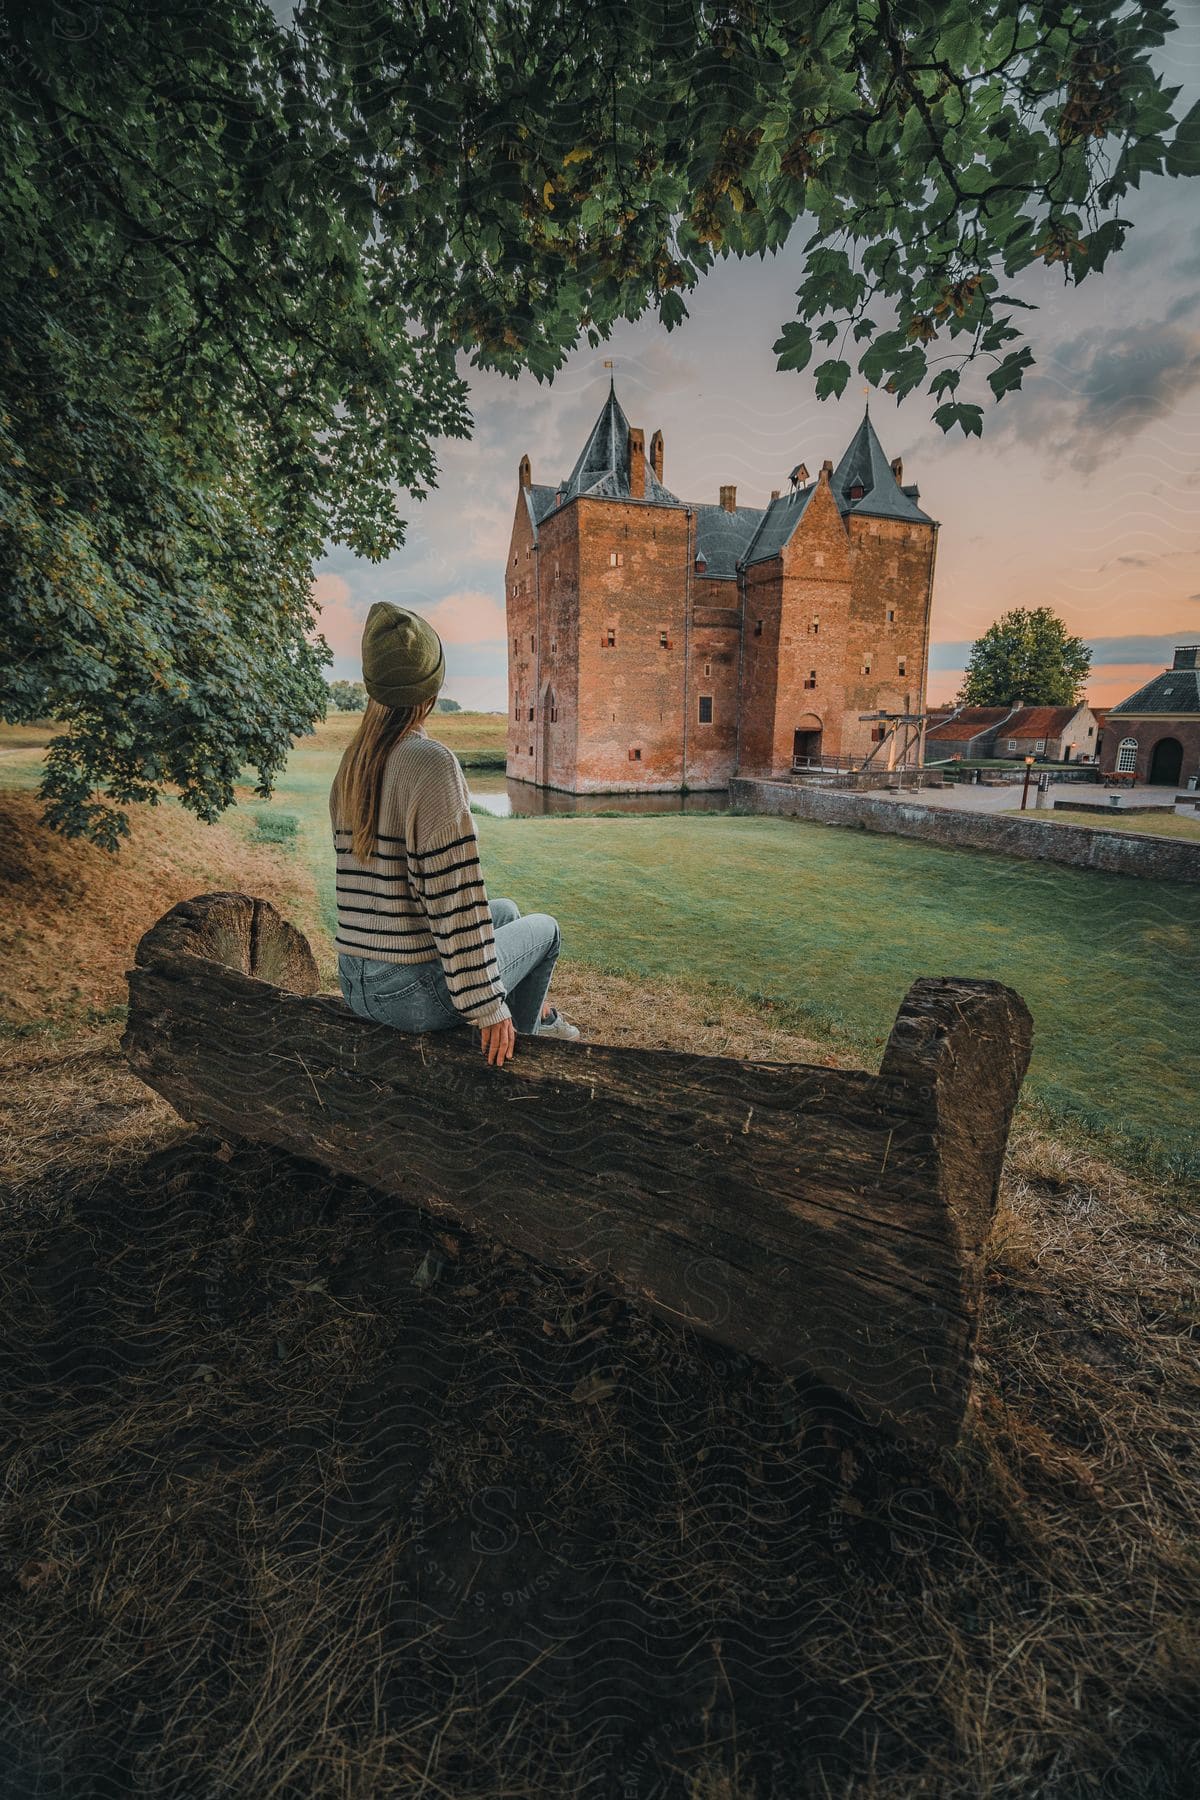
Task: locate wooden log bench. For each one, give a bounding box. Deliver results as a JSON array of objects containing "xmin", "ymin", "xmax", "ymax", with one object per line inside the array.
[{"xmin": 122, "ymin": 893, "xmax": 1033, "ymax": 1450}]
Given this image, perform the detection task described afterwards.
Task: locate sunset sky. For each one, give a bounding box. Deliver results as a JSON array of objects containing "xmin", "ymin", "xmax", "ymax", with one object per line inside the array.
[{"xmin": 313, "ymin": 25, "xmax": 1200, "ymax": 715}]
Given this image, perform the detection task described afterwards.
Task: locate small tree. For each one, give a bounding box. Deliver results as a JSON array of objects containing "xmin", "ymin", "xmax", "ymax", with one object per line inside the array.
[
  {"xmin": 434, "ymin": 697, "xmax": 462, "ymax": 713},
  {"xmin": 959, "ymin": 609, "xmax": 1092, "ymax": 708},
  {"xmin": 327, "ymin": 680, "xmax": 368, "ymax": 712}
]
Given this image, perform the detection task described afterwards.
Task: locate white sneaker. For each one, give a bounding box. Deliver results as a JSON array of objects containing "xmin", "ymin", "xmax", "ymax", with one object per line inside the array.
[{"xmin": 538, "ymin": 1005, "xmax": 580, "ymax": 1039}]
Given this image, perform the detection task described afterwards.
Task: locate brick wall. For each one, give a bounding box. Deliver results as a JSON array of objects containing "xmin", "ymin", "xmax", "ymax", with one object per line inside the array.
[
  {"xmin": 1099, "ymin": 718, "xmax": 1200, "ymax": 785},
  {"xmin": 838, "ymin": 515, "xmax": 937, "ymax": 762},
  {"xmin": 573, "ymin": 498, "xmax": 692, "ymax": 791},
  {"xmin": 730, "ymin": 778, "xmax": 1200, "ymax": 884}
]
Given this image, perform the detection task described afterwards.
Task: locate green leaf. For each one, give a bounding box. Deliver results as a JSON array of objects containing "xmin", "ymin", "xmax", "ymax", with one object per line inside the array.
[
  {"xmin": 1166, "ymin": 99, "xmax": 1200, "ymax": 176},
  {"xmin": 814, "ymin": 358, "xmax": 851, "ymax": 399},
  {"xmin": 773, "ymin": 321, "xmax": 814, "ymax": 373},
  {"xmin": 987, "ymin": 346, "xmax": 1034, "ymax": 399}
]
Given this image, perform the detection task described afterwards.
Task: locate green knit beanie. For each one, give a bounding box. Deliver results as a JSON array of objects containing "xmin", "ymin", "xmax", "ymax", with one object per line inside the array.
[{"xmin": 360, "ymin": 602, "xmax": 445, "ymax": 709}]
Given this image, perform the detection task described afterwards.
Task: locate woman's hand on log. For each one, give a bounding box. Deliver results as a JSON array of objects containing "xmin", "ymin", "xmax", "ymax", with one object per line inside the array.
[{"xmin": 480, "ymin": 1018, "xmax": 516, "ymax": 1067}]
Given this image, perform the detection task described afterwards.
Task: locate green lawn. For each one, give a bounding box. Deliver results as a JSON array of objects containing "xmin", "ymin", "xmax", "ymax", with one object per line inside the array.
[
  {"xmin": 471, "ymin": 813, "xmax": 1198, "ymax": 1170},
  {"xmin": 1004, "ymin": 806, "xmax": 1200, "ymax": 842},
  {"xmin": 7, "ymin": 736, "xmax": 1196, "ymax": 1170}
]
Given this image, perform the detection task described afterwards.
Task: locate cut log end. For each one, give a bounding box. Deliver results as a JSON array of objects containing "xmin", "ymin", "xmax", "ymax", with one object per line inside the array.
[{"xmin": 131, "ymin": 892, "xmax": 320, "ymax": 995}]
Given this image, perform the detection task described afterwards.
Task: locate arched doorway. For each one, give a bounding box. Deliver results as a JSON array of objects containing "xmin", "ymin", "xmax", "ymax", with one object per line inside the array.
[
  {"xmin": 1149, "ymin": 737, "xmax": 1183, "ymax": 786},
  {"xmin": 792, "ymin": 713, "xmax": 823, "ymax": 767}
]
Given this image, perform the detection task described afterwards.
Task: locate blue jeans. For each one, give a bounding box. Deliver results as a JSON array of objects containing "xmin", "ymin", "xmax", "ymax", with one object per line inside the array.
[{"xmin": 337, "ymin": 899, "xmax": 560, "ymax": 1036}]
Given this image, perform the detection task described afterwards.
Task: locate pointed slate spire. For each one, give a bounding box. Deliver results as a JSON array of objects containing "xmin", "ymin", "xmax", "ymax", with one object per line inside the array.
[
  {"xmin": 557, "ymin": 384, "xmax": 679, "ymax": 506},
  {"xmin": 830, "ymin": 409, "xmax": 933, "ymax": 523}
]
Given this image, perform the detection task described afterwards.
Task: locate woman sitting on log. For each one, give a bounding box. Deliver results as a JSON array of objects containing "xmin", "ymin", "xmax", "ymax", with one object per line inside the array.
[{"xmin": 329, "ymin": 602, "xmax": 580, "ymax": 1067}]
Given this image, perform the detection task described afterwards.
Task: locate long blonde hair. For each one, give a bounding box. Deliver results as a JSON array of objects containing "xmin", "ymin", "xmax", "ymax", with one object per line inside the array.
[{"xmin": 333, "ymin": 695, "xmax": 438, "ymax": 859}]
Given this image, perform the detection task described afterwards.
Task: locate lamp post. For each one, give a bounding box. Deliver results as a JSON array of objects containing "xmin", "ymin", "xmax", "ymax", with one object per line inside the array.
[{"xmin": 1020, "ymin": 756, "xmax": 1035, "ymax": 811}]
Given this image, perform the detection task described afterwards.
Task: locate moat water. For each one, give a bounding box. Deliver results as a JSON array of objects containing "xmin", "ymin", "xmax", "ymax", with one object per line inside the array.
[{"xmin": 468, "ymin": 778, "xmax": 731, "ymax": 818}]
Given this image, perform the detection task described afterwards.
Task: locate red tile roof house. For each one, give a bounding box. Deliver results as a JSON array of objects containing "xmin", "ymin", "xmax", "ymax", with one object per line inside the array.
[
  {"xmin": 996, "ymin": 703, "xmax": 1099, "ymax": 762},
  {"xmin": 1099, "ymin": 646, "xmax": 1200, "ymax": 787},
  {"xmin": 924, "ymin": 705, "xmax": 1021, "ymax": 759}
]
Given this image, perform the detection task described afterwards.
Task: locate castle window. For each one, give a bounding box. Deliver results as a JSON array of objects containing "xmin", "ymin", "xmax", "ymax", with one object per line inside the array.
[
  {"xmin": 628, "ymin": 746, "xmax": 642, "ymax": 761},
  {"xmin": 886, "ymin": 608, "xmax": 896, "ymax": 623},
  {"xmin": 609, "ymin": 551, "xmax": 623, "ymax": 567},
  {"xmin": 550, "ymin": 639, "xmax": 557, "ymax": 654},
  {"xmin": 849, "ymin": 483, "xmax": 865, "ymax": 500},
  {"xmin": 529, "ymin": 745, "xmax": 533, "ymax": 756},
  {"xmin": 513, "ymin": 634, "xmax": 519, "ymax": 651},
  {"xmin": 810, "ymin": 618, "xmax": 819, "ymax": 635},
  {"xmin": 898, "ymin": 657, "xmax": 907, "ymax": 677},
  {"xmin": 872, "ymin": 725, "xmax": 887, "ymax": 742},
  {"xmin": 604, "ymin": 628, "xmax": 616, "ymax": 647},
  {"xmin": 804, "ymin": 671, "xmax": 817, "ymax": 689},
  {"xmin": 698, "ymin": 695, "xmax": 713, "ymax": 724},
  {"xmin": 862, "ymin": 659, "xmax": 872, "ymax": 675},
  {"xmin": 530, "ymin": 634, "xmax": 535, "ymax": 652},
  {"xmin": 528, "ymin": 707, "xmax": 534, "ymax": 722},
  {"xmin": 659, "ymin": 630, "xmax": 669, "ymax": 648},
  {"xmin": 514, "ymin": 700, "xmax": 520, "ymax": 719},
  {"xmin": 554, "ymin": 563, "xmax": 560, "ymax": 580},
  {"xmin": 703, "ymin": 661, "xmax": 711, "ymax": 677},
  {"xmin": 754, "ymin": 619, "xmax": 763, "ymax": 636},
  {"xmin": 550, "ymin": 706, "xmax": 558, "ymax": 722}
]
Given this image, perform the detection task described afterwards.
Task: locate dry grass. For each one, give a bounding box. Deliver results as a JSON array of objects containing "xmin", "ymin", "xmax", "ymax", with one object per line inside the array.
[
  {"xmin": 0, "ymin": 789, "xmax": 331, "ymax": 1031},
  {"xmin": 295, "ymin": 708, "xmax": 507, "ymax": 758},
  {"xmin": 1, "ymin": 800, "xmax": 1198, "ymax": 1797}
]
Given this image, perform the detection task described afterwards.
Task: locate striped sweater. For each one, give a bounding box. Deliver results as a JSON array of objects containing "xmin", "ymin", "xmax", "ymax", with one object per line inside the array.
[{"xmin": 329, "ymin": 728, "xmax": 512, "ymax": 1028}]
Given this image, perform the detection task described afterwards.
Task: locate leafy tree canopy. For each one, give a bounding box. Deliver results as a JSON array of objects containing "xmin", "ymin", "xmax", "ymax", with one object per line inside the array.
[
  {"xmin": 958, "ymin": 607, "xmax": 1093, "ymax": 706},
  {"xmin": 434, "ymin": 697, "xmax": 463, "ymax": 713},
  {"xmin": 327, "ymin": 680, "xmax": 368, "ymax": 712},
  {"xmin": 2, "ymin": 0, "xmax": 1194, "ymax": 842}
]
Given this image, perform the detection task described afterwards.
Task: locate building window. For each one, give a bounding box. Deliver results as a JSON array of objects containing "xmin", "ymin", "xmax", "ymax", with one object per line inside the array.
[
  {"xmin": 628, "ymin": 746, "xmax": 642, "ymax": 761},
  {"xmin": 897, "ymin": 657, "xmax": 907, "ymax": 677},
  {"xmin": 754, "ymin": 619, "xmax": 763, "ymax": 636},
  {"xmin": 659, "ymin": 630, "xmax": 669, "ymax": 648},
  {"xmin": 698, "ymin": 695, "xmax": 713, "ymax": 724},
  {"xmin": 604, "ymin": 628, "xmax": 616, "ymax": 647},
  {"xmin": 809, "ymin": 618, "xmax": 819, "ymax": 635},
  {"xmin": 862, "ymin": 659, "xmax": 872, "ymax": 675},
  {"xmin": 1086, "ymin": 726, "xmax": 1094, "ymax": 737},
  {"xmin": 513, "ymin": 634, "xmax": 519, "ymax": 652},
  {"xmin": 872, "ymin": 725, "xmax": 887, "ymax": 742},
  {"xmin": 1117, "ymin": 738, "xmax": 1137, "ymax": 772},
  {"xmin": 528, "ymin": 745, "xmax": 534, "ymax": 757},
  {"xmin": 528, "ymin": 707, "xmax": 534, "ymax": 721},
  {"xmin": 849, "ymin": 483, "xmax": 865, "ymax": 500},
  {"xmin": 1007, "ymin": 739, "xmax": 1018, "ymax": 751},
  {"xmin": 1035, "ymin": 739, "xmax": 1046, "ymax": 753},
  {"xmin": 703, "ymin": 660, "xmax": 711, "ymax": 677},
  {"xmin": 886, "ymin": 608, "xmax": 896, "ymax": 623},
  {"xmin": 550, "ymin": 706, "xmax": 558, "ymax": 722},
  {"xmin": 803, "ymin": 671, "xmax": 817, "ymax": 689},
  {"xmin": 609, "ymin": 551, "xmax": 624, "ymax": 567},
  {"xmin": 554, "ymin": 563, "xmax": 560, "ymax": 580},
  {"xmin": 514, "ymin": 701, "xmax": 520, "ymax": 719},
  {"xmin": 530, "ymin": 634, "xmax": 535, "ymax": 652}
]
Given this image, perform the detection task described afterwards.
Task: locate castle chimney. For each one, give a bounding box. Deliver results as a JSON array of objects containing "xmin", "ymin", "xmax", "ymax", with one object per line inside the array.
[
  {"xmin": 820, "ymin": 458, "xmax": 833, "ymax": 479},
  {"xmin": 1174, "ymin": 645, "xmax": 1199, "ymax": 670},
  {"xmin": 628, "ymin": 427, "xmax": 645, "ymax": 500},
  {"xmin": 518, "ymin": 453, "xmax": 531, "ymax": 489},
  {"xmin": 890, "ymin": 455, "xmax": 903, "ymax": 483},
  {"xmin": 649, "ymin": 429, "xmax": 664, "ymax": 483},
  {"xmin": 719, "ymin": 484, "xmax": 737, "ymax": 513},
  {"xmin": 770, "ymin": 489, "xmax": 780, "ymax": 500}
]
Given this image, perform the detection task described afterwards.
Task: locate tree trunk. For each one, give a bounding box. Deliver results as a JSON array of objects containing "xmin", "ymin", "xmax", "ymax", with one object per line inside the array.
[{"xmin": 122, "ymin": 893, "xmax": 1032, "ymax": 1447}]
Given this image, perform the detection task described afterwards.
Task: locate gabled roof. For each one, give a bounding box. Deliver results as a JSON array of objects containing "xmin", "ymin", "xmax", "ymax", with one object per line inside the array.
[
  {"xmin": 1004, "ymin": 705, "xmax": 1089, "ymax": 738},
  {"xmin": 831, "ymin": 411, "xmax": 934, "ymax": 524},
  {"xmin": 556, "ymin": 383, "xmax": 679, "ymax": 508},
  {"xmin": 926, "ymin": 707, "xmax": 1013, "ymax": 742},
  {"xmin": 1110, "ymin": 668, "xmax": 1200, "ymax": 716},
  {"xmin": 739, "ymin": 485, "xmax": 818, "ymax": 566},
  {"xmin": 692, "ymin": 504, "xmax": 764, "ymax": 580}
]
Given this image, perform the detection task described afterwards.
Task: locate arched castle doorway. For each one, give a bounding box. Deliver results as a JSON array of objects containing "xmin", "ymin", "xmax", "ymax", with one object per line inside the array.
[
  {"xmin": 792, "ymin": 714, "xmax": 823, "ymax": 767},
  {"xmin": 1150, "ymin": 737, "xmax": 1183, "ymax": 786}
]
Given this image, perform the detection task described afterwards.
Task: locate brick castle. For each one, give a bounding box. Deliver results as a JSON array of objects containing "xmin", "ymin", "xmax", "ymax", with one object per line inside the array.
[{"xmin": 505, "ymin": 383, "xmax": 939, "ymax": 790}]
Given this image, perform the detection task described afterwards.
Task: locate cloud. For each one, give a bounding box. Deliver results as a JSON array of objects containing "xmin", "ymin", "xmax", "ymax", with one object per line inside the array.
[
  {"xmin": 929, "ymin": 632, "xmax": 1192, "ymax": 671},
  {"xmin": 423, "ymin": 589, "xmax": 507, "ymax": 646},
  {"xmin": 999, "ymin": 314, "xmax": 1200, "ymax": 472}
]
